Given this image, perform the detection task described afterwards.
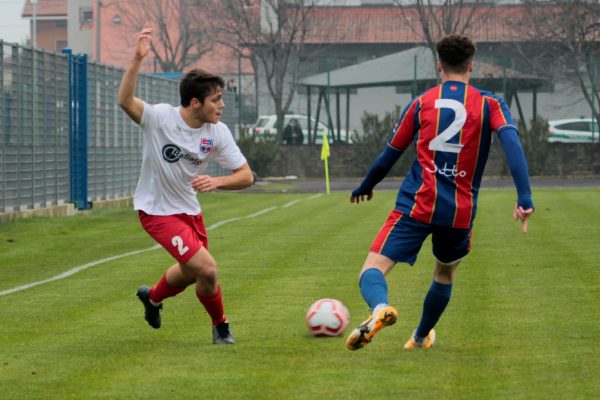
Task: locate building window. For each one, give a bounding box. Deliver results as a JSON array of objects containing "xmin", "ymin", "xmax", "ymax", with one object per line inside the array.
[
  {"xmin": 56, "ymin": 20, "xmax": 67, "ymax": 28},
  {"xmin": 56, "ymin": 40, "xmax": 67, "ymax": 52},
  {"xmin": 80, "ymin": 7, "xmax": 93, "ymax": 24}
]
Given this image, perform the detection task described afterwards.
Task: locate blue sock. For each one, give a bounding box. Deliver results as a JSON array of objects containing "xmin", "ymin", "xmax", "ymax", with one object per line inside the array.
[
  {"xmin": 415, "ymin": 280, "xmax": 453, "ymax": 339},
  {"xmin": 359, "ymin": 268, "xmax": 389, "ymax": 310}
]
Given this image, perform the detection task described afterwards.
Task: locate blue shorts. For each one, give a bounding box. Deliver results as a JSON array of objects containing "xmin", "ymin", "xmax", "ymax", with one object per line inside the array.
[{"xmin": 370, "ymin": 210, "xmax": 471, "ymax": 265}]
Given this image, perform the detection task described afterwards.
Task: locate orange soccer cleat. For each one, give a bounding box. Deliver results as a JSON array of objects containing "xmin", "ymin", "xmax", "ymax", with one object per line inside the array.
[
  {"xmin": 345, "ymin": 306, "xmax": 398, "ymax": 351},
  {"xmin": 403, "ymin": 329, "xmax": 436, "ymax": 350}
]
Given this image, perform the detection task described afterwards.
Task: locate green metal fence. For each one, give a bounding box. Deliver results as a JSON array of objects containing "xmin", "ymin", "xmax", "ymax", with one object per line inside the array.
[{"xmin": 0, "ymin": 41, "xmax": 236, "ymax": 214}]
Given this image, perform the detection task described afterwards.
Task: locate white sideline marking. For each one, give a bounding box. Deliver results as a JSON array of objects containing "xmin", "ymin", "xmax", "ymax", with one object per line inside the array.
[
  {"xmin": 206, "ymin": 207, "xmax": 277, "ymax": 230},
  {"xmin": 0, "ymin": 246, "xmax": 160, "ymax": 297},
  {"xmin": 282, "ymin": 200, "xmax": 301, "ymax": 208},
  {"xmin": 307, "ymin": 193, "xmax": 323, "ymax": 200},
  {"xmin": 0, "ymin": 194, "xmax": 326, "ymax": 297}
]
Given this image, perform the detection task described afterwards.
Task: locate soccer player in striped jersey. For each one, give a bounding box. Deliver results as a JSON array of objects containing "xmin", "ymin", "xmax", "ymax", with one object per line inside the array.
[{"xmin": 345, "ymin": 34, "xmax": 534, "ymax": 351}]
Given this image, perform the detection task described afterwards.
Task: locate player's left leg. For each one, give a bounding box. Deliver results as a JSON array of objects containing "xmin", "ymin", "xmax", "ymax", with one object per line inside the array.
[
  {"xmin": 186, "ymin": 213, "xmax": 235, "ymax": 345},
  {"xmin": 403, "ymin": 260, "xmax": 458, "ymax": 350},
  {"xmin": 404, "ymin": 226, "xmax": 470, "ymax": 350},
  {"xmin": 183, "ymin": 247, "xmax": 234, "ymax": 344}
]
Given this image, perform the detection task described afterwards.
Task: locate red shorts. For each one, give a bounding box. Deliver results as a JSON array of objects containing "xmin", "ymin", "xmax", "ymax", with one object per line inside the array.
[{"xmin": 138, "ymin": 211, "xmax": 208, "ymax": 264}]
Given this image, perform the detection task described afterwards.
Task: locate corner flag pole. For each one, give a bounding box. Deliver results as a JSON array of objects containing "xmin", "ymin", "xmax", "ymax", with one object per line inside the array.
[
  {"xmin": 321, "ymin": 129, "xmax": 330, "ymax": 194},
  {"xmin": 322, "ymin": 62, "xmax": 332, "ymax": 194}
]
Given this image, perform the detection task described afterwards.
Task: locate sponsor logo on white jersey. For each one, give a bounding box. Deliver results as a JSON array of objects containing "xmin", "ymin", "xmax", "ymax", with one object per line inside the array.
[{"xmin": 162, "ymin": 144, "xmax": 202, "ymax": 166}]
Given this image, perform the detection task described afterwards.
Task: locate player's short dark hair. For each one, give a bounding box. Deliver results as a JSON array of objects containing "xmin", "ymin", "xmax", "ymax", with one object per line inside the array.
[
  {"xmin": 179, "ymin": 69, "xmax": 225, "ymax": 107},
  {"xmin": 436, "ymin": 34, "xmax": 476, "ymax": 74}
]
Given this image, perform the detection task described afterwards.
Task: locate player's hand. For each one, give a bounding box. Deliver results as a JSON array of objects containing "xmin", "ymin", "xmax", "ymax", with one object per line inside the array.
[
  {"xmin": 192, "ymin": 175, "xmax": 220, "ymax": 193},
  {"xmin": 135, "ymin": 24, "xmax": 152, "ymax": 60},
  {"xmin": 513, "ymin": 205, "xmax": 534, "ymax": 234},
  {"xmin": 350, "ymin": 189, "xmax": 373, "ymax": 204}
]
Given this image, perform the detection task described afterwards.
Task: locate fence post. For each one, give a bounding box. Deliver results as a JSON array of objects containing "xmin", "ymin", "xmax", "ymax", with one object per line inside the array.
[
  {"xmin": 0, "ymin": 42, "xmax": 4, "ymax": 213},
  {"xmin": 62, "ymin": 48, "xmax": 89, "ymax": 210},
  {"xmin": 591, "ymin": 54, "xmax": 596, "ymax": 142}
]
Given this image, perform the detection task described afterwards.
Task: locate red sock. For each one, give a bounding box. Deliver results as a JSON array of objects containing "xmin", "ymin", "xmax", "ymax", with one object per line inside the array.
[
  {"xmin": 149, "ymin": 273, "xmax": 186, "ymax": 303},
  {"xmin": 196, "ymin": 285, "xmax": 226, "ymax": 326}
]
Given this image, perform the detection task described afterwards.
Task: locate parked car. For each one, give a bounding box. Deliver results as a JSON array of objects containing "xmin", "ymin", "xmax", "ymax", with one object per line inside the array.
[
  {"xmin": 250, "ymin": 114, "xmax": 350, "ymax": 144},
  {"xmin": 548, "ymin": 118, "xmax": 599, "ymax": 143}
]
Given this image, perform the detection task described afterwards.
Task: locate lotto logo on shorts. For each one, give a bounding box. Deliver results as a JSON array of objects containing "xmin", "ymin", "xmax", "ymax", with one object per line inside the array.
[{"xmin": 200, "ymin": 138, "xmax": 214, "ymax": 153}]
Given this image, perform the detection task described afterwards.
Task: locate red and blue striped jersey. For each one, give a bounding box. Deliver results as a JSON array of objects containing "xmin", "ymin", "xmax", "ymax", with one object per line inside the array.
[{"xmin": 388, "ymin": 80, "xmax": 516, "ymax": 229}]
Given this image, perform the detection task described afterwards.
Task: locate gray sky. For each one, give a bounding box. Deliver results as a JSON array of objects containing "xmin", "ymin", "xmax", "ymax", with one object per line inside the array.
[{"xmin": 0, "ymin": 0, "xmax": 29, "ymax": 44}]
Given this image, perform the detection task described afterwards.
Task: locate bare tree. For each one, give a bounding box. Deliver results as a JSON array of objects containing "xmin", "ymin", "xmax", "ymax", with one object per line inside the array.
[
  {"xmin": 209, "ymin": 0, "xmax": 323, "ymax": 140},
  {"xmin": 393, "ymin": 0, "xmax": 495, "ymax": 79},
  {"xmin": 515, "ymin": 0, "xmax": 600, "ymax": 122},
  {"xmin": 113, "ymin": 0, "xmax": 213, "ymax": 72}
]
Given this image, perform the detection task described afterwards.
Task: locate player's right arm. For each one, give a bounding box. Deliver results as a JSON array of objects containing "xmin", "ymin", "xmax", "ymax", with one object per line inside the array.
[
  {"xmin": 350, "ymin": 146, "xmax": 403, "ymax": 203},
  {"xmin": 350, "ymin": 99, "xmax": 419, "ymax": 204},
  {"xmin": 118, "ymin": 25, "xmax": 152, "ymax": 125}
]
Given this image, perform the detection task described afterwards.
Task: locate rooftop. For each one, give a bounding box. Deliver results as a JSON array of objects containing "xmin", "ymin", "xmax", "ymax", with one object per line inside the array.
[{"xmin": 22, "ymin": 0, "xmax": 66, "ymax": 17}]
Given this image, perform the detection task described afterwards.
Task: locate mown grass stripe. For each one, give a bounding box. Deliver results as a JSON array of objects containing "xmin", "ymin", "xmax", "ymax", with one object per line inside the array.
[{"xmin": 0, "ymin": 195, "xmax": 313, "ymax": 297}]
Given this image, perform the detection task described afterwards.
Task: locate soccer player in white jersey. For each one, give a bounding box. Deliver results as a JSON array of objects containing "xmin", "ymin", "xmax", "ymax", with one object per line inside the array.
[{"xmin": 118, "ymin": 25, "xmax": 254, "ymax": 344}]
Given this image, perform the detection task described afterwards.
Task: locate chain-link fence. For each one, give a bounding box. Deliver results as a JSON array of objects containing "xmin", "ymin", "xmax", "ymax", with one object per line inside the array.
[{"xmin": 0, "ymin": 42, "xmax": 236, "ymax": 214}]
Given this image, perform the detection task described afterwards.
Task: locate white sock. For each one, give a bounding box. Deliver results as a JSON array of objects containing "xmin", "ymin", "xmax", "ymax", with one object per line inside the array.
[
  {"xmin": 372, "ymin": 303, "xmax": 389, "ymax": 315},
  {"xmin": 149, "ymin": 299, "xmax": 161, "ymax": 307}
]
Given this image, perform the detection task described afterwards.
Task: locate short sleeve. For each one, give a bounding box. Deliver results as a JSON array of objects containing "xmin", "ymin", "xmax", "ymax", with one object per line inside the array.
[
  {"xmin": 485, "ymin": 94, "xmax": 517, "ymax": 133},
  {"xmin": 140, "ymin": 102, "xmax": 162, "ymax": 132},
  {"xmin": 212, "ymin": 125, "xmax": 247, "ymax": 170},
  {"xmin": 388, "ymin": 98, "xmax": 419, "ymax": 150}
]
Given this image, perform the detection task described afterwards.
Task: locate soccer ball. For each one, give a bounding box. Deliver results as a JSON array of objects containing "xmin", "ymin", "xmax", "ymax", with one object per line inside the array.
[{"xmin": 306, "ymin": 299, "xmax": 350, "ymax": 337}]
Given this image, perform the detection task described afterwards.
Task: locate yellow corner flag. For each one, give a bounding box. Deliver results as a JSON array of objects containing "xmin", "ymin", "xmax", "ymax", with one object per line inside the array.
[{"xmin": 321, "ymin": 130, "xmax": 331, "ymax": 194}]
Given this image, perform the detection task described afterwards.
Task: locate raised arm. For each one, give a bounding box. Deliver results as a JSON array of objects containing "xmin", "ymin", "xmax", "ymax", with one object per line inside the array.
[{"xmin": 117, "ymin": 25, "xmax": 152, "ymax": 125}]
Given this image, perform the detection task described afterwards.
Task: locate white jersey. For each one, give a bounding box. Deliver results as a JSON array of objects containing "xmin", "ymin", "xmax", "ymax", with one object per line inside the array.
[{"xmin": 133, "ymin": 102, "xmax": 247, "ymax": 216}]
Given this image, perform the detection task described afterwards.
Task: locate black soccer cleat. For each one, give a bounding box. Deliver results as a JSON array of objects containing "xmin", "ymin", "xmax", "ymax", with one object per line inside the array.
[
  {"xmin": 212, "ymin": 321, "xmax": 235, "ymax": 345},
  {"xmin": 136, "ymin": 286, "xmax": 162, "ymax": 329}
]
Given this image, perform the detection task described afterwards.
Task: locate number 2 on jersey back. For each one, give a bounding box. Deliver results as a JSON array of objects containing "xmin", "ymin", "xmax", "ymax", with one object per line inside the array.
[{"xmin": 429, "ymin": 99, "xmax": 466, "ymax": 154}]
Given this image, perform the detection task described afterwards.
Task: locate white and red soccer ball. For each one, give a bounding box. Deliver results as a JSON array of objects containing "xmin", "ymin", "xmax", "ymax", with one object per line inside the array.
[{"xmin": 306, "ymin": 299, "xmax": 350, "ymax": 337}]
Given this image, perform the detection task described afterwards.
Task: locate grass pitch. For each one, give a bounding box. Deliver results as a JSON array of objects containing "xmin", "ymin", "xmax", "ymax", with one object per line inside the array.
[{"xmin": 0, "ymin": 188, "xmax": 599, "ymax": 399}]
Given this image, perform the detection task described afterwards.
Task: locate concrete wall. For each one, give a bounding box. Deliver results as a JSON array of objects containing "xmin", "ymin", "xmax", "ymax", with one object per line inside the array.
[
  {"xmin": 0, "ymin": 204, "xmax": 76, "ymax": 224},
  {"xmin": 271, "ymin": 143, "xmax": 600, "ymax": 178}
]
